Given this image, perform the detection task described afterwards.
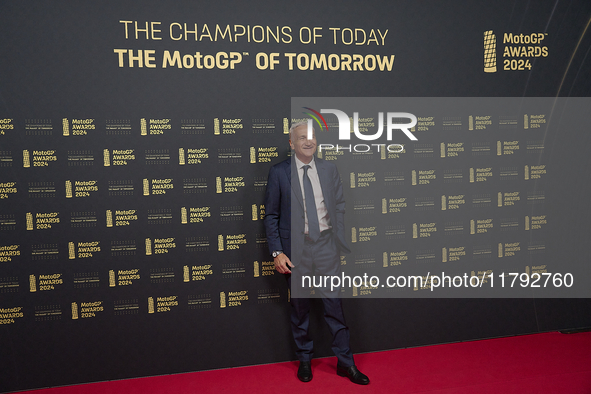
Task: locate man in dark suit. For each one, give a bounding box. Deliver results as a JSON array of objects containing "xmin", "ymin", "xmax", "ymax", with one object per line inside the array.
[{"xmin": 263, "ymin": 121, "xmax": 369, "ymax": 385}]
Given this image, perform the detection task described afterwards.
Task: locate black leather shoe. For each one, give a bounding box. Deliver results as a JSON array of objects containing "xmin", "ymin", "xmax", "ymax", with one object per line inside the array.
[
  {"xmin": 337, "ymin": 364, "xmax": 370, "ymax": 385},
  {"xmin": 297, "ymin": 361, "xmax": 312, "ymax": 382}
]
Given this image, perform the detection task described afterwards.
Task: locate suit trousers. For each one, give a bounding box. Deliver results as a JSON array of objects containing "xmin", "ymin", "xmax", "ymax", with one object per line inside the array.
[{"xmin": 287, "ymin": 230, "xmax": 354, "ymax": 367}]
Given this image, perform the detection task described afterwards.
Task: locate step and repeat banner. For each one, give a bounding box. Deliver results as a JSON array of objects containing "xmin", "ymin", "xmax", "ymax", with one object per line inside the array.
[{"xmin": 1, "ymin": 1, "xmax": 590, "ymax": 392}]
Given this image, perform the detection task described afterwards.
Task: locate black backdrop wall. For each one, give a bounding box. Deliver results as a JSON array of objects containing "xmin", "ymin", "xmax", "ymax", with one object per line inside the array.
[{"xmin": 1, "ymin": 1, "xmax": 591, "ymax": 392}]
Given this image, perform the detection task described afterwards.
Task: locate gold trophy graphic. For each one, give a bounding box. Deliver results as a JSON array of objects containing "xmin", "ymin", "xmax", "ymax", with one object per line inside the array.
[
  {"xmin": 181, "ymin": 207, "xmax": 187, "ymax": 224},
  {"xmin": 214, "ymin": 118, "xmax": 220, "ymax": 135},
  {"xmin": 65, "ymin": 180, "xmax": 73, "ymax": 198},
  {"xmin": 254, "ymin": 261, "xmax": 260, "ymax": 277},
  {"xmin": 23, "ymin": 150, "xmax": 30, "ymax": 168},
  {"xmin": 140, "ymin": 118, "xmax": 147, "ymax": 136},
  {"xmin": 68, "ymin": 242, "xmax": 76, "ymax": 259},
  {"xmin": 106, "ymin": 210, "xmax": 113, "ymax": 227},
  {"xmin": 216, "ymin": 177, "xmax": 222, "ymax": 193},
  {"xmin": 143, "ymin": 179, "xmax": 150, "ymax": 196},
  {"xmin": 62, "ymin": 118, "xmax": 69, "ymax": 136},
  {"xmin": 29, "ymin": 274, "xmax": 37, "ymax": 292},
  {"xmin": 483, "ymin": 30, "xmax": 497, "ymax": 73}
]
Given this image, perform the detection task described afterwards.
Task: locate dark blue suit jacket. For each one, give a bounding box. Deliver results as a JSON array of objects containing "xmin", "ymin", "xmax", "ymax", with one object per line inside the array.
[{"xmin": 263, "ymin": 157, "xmax": 350, "ymax": 266}]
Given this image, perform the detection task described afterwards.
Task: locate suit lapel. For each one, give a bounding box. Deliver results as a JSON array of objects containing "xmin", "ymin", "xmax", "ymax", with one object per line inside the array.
[
  {"xmin": 288, "ymin": 158, "xmax": 304, "ymax": 209},
  {"xmin": 315, "ymin": 158, "xmax": 332, "ymax": 212}
]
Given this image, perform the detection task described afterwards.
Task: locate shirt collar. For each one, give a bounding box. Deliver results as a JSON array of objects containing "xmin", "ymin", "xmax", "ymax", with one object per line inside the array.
[{"xmin": 294, "ymin": 155, "xmax": 315, "ymax": 171}]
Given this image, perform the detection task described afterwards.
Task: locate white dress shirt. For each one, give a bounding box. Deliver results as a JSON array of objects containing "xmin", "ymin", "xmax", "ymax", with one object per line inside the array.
[{"xmin": 294, "ymin": 155, "xmax": 331, "ymax": 234}]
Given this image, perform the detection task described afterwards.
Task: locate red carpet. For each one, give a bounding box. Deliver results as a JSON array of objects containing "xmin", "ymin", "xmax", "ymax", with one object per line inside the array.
[{"xmin": 21, "ymin": 331, "xmax": 591, "ymax": 394}]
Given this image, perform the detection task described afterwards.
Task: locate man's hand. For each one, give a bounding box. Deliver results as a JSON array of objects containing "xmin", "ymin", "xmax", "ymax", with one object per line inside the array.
[{"xmin": 274, "ymin": 253, "xmax": 293, "ymax": 274}]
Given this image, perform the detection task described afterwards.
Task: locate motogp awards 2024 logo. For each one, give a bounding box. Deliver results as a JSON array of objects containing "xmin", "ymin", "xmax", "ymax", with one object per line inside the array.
[
  {"xmin": 302, "ymin": 107, "xmax": 417, "ymax": 154},
  {"xmin": 484, "ymin": 30, "xmax": 548, "ymax": 73}
]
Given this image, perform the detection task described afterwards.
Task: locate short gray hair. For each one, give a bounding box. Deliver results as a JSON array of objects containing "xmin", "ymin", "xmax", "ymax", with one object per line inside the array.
[{"xmin": 289, "ymin": 121, "xmax": 314, "ymax": 139}]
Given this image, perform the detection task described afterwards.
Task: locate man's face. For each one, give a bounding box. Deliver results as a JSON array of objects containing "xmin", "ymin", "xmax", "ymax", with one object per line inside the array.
[{"xmin": 290, "ymin": 124, "xmax": 316, "ymax": 164}]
